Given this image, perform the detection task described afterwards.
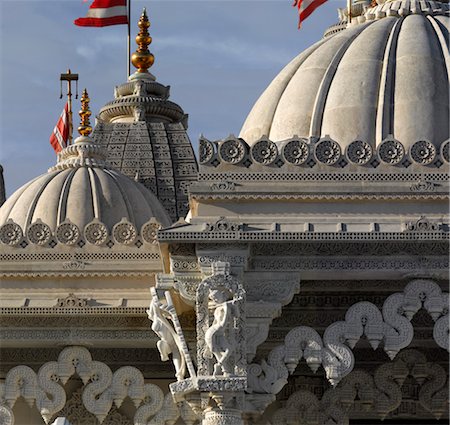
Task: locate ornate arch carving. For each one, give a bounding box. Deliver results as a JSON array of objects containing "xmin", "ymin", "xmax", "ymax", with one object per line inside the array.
[
  {"xmin": 0, "ymin": 346, "xmax": 164, "ymax": 424},
  {"xmin": 249, "ymin": 279, "xmax": 449, "ymax": 392},
  {"xmin": 269, "ymin": 350, "xmax": 449, "ymax": 425}
]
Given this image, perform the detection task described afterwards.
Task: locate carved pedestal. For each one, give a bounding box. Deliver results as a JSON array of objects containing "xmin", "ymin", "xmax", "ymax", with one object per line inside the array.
[{"xmin": 203, "ymin": 409, "xmax": 243, "ymax": 425}]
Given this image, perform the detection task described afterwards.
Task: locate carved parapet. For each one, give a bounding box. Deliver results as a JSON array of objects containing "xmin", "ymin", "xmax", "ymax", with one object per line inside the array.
[{"xmin": 198, "ymin": 135, "xmax": 449, "ymax": 172}]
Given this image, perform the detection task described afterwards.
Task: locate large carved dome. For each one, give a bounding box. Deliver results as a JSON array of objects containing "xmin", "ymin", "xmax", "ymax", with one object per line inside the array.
[{"xmin": 240, "ymin": 0, "xmax": 450, "ymax": 155}]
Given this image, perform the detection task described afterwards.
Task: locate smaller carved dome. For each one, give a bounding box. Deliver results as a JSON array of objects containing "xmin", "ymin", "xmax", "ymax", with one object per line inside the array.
[{"xmin": 0, "ymin": 135, "xmax": 171, "ymax": 248}]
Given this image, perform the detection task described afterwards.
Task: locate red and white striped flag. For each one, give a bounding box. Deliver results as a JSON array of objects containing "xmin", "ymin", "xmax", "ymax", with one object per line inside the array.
[
  {"xmin": 74, "ymin": 0, "xmax": 128, "ymax": 27},
  {"xmin": 293, "ymin": 0, "xmax": 328, "ymax": 28},
  {"xmin": 50, "ymin": 103, "xmax": 70, "ymax": 154}
]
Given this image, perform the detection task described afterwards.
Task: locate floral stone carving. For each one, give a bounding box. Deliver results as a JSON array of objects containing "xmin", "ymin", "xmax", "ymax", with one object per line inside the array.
[
  {"xmin": 0, "ymin": 220, "xmax": 23, "ymax": 246},
  {"xmin": 55, "ymin": 293, "xmax": 88, "ymax": 308},
  {"xmin": 56, "ymin": 221, "xmax": 80, "ymax": 246},
  {"xmin": 199, "ymin": 137, "xmax": 215, "ymax": 164},
  {"xmin": 315, "ymin": 138, "xmax": 341, "ymax": 165},
  {"xmin": 112, "ymin": 219, "xmax": 137, "ymax": 245},
  {"xmin": 441, "ymin": 139, "xmax": 449, "ymax": 162},
  {"xmin": 282, "ymin": 138, "xmax": 309, "ymax": 165},
  {"xmin": 219, "ymin": 139, "xmax": 246, "ymax": 164},
  {"xmin": 251, "ymin": 139, "xmax": 278, "ymax": 165},
  {"xmin": 346, "ymin": 140, "xmax": 373, "ymax": 165},
  {"xmin": 27, "ymin": 220, "xmax": 52, "ymax": 246},
  {"xmin": 410, "ymin": 140, "xmax": 436, "ymax": 165},
  {"xmin": 141, "ymin": 219, "xmax": 161, "ymax": 245},
  {"xmin": 84, "ymin": 220, "xmax": 108, "ymax": 245},
  {"xmin": 378, "ymin": 138, "xmax": 405, "ymax": 165}
]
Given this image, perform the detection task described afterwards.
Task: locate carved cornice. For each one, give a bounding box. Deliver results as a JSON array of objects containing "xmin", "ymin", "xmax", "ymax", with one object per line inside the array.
[
  {"xmin": 252, "ymin": 256, "xmax": 449, "ymax": 272},
  {"xmin": 192, "ymin": 192, "xmax": 448, "ymax": 201},
  {"xmin": 199, "ymin": 136, "xmax": 449, "ymax": 171},
  {"xmin": 197, "ymin": 171, "xmax": 449, "ymax": 183},
  {"xmin": 158, "ymin": 229, "xmax": 449, "ymax": 243},
  {"xmin": 0, "ymin": 328, "xmax": 195, "ymax": 345},
  {"xmin": 251, "ymin": 241, "xmax": 449, "ymax": 257},
  {"xmin": 0, "ymin": 271, "xmax": 155, "ymax": 278}
]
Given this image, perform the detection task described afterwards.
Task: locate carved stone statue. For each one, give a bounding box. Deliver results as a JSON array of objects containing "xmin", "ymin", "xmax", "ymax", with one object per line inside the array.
[
  {"xmin": 148, "ymin": 288, "xmax": 187, "ymax": 381},
  {"xmin": 204, "ymin": 287, "xmax": 238, "ymax": 376}
]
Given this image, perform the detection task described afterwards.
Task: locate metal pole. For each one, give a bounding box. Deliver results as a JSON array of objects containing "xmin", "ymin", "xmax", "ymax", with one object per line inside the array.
[
  {"xmin": 127, "ymin": 0, "xmax": 131, "ymax": 77},
  {"xmin": 347, "ymin": 0, "xmax": 352, "ymax": 23},
  {"xmin": 60, "ymin": 70, "xmax": 78, "ymax": 145},
  {"xmin": 67, "ymin": 76, "xmax": 73, "ymax": 145}
]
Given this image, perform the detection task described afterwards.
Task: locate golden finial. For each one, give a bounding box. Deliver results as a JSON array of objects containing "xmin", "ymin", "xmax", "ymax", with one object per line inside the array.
[
  {"xmin": 131, "ymin": 8, "xmax": 155, "ymax": 73},
  {"xmin": 77, "ymin": 88, "xmax": 92, "ymax": 137}
]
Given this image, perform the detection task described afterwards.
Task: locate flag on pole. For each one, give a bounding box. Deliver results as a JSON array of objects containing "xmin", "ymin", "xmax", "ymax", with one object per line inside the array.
[
  {"xmin": 74, "ymin": 0, "xmax": 128, "ymax": 27},
  {"xmin": 50, "ymin": 103, "xmax": 70, "ymax": 154},
  {"xmin": 293, "ymin": 0, "xmax": 328, "ymax": 28}
]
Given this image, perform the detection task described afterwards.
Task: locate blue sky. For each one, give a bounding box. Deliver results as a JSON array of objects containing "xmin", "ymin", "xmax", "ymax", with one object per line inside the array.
[{"xmin": 0, "ymin": 0, "xmax": 338, "ymax": 196}]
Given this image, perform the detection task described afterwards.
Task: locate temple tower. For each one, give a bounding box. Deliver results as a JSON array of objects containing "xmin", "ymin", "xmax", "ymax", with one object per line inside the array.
[{"xmin": 93, "ymin": 10, "xmax": 198, "ymax": 222}]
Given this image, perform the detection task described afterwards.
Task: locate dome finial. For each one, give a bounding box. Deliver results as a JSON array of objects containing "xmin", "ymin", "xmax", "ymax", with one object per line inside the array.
[
  {"xmin": 131, "ymin": 8, "xmax": 155, "ymax": 74},
  {"xmin": 77, "ymin": 88, "xmax": 92, "ymax": 137}
]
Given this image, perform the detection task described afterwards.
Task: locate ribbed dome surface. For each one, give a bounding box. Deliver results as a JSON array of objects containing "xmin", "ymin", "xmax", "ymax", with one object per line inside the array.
[
  {"xmin": 240, "ymin": 10, "xmax": 449, "ymax": 152},
  {"xmin": 0, "ymin": 166, "xmax": 171, "ymax": 233},
  {"xmin": 0, "ymin": 138, "xmax": 171, "ymax": 248}
]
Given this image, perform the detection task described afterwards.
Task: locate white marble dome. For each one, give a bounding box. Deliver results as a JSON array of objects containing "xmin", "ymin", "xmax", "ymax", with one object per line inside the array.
[
  {"xmin": 0, "ymin": 136, "xmax": 171, "ymax": 247},
  {"xmin": 240, "ymin": 3, "xmax": 449, "ymax": 155}
]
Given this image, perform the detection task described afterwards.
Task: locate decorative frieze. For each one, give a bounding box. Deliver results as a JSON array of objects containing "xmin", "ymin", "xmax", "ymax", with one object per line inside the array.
[
  {"xmin": 0, "ymin": 218, "xmax": 163, "ymax": 252},
  {"xmin": 199, "ymin": 135, "xmax": 449, "ymax": 171}
]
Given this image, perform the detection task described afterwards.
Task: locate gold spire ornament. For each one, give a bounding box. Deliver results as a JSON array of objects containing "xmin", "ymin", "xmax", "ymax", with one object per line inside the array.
[
  {"xmin": 77, "ymin": 89, "xmax": 92, "ymax": 137},
  {"xmin": 131, "ymin": 8, "xmax": 155, "ymax": 73}
]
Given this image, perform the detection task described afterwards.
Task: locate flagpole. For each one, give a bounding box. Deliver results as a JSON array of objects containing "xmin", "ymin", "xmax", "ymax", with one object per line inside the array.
[
  {"xmin": 60, "ymin": 70, "xmax": 79, "ymax": 145},
  {"xmin": 127, "ymin": 0, "xmax": 131, "ymax": 78},
  {"xmin": 347, "ymin": 0, "xmax": 352, "ymax": 23}
]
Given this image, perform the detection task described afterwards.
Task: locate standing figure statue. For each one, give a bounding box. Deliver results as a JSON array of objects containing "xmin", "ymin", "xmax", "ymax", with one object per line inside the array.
[
  {"xmin": 148, "ymin": 289, "xmax": 187, "ymax": 381},
  {"xmin": 204, "ymin": 287, "xmax": 238, "ymax": 376}
]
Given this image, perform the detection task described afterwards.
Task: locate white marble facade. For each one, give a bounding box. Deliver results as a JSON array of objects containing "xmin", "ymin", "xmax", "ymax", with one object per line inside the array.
[{"xmin": 0, "ymin": 1, "xmax": 449, "ymax": 424}]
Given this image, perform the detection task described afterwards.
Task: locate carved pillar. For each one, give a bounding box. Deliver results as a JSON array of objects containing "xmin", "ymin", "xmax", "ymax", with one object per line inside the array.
[{"xmin": 150, "ymin": 261, "xmax": 248, "ymax": 425}]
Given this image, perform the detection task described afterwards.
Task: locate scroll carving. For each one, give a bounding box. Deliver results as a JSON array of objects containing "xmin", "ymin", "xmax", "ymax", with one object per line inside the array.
[
  {"xmin": 248, "ymin": 279, "xmax": 449, "ymax": 393},
  {"xmin": 0, "ymin": 346, "xmax": 164, "ymax": 424},
  {"xmin": 268, "ymin": 349, "xmax": 449, "ymax": 424}
]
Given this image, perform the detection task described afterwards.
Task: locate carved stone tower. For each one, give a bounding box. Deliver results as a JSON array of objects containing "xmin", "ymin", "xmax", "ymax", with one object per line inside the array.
[{"xmin": 92, "ymin": 10, "xmax": 198, "ymax": 222}]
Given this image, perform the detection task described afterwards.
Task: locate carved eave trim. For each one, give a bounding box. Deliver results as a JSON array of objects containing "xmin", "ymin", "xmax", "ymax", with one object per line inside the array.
[
  {"xmin": 197, "ymin": 171, "xmax": 449, "ymax": 183},
  {"xmin": 0, "ymin": 306, "xmax": 149, "ymax": 316},
  {"xmin": 158, "ymin": 229, "xmax": 450, "ymax": 243},
  {"xmin": 191, "ymin": 193, "xmax": 448, "ymax": 201},
  {"xmin": 0, "ymin": 271, "xmax": 155, "ymax": 278}
]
